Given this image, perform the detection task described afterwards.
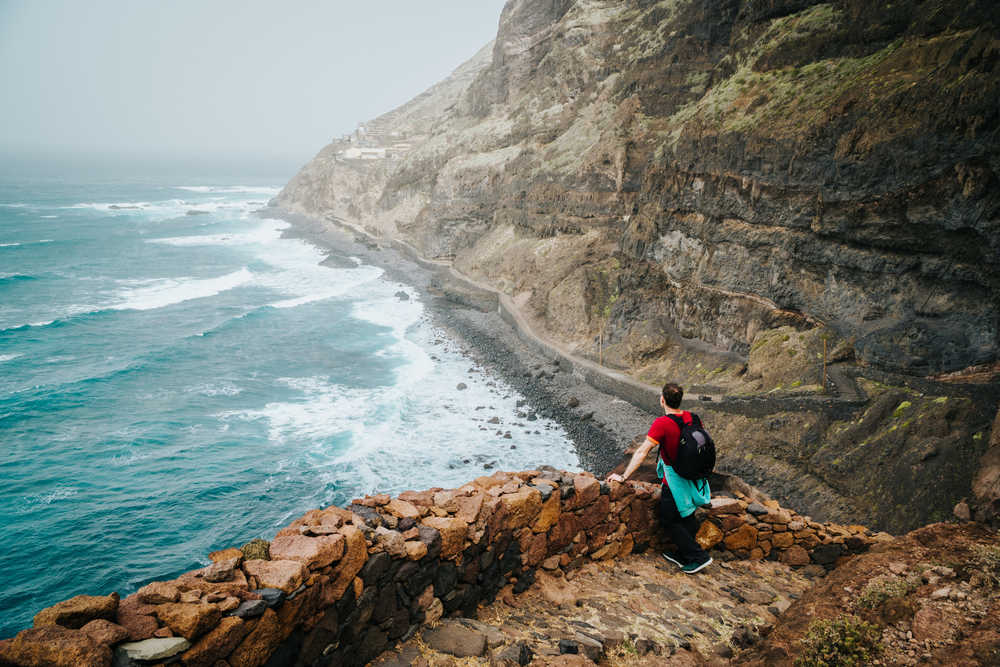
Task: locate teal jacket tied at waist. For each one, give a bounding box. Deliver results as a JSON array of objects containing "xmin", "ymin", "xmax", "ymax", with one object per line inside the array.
[{"xmin": 657, "ymin": 458, "xmax": 711, "ymax": 518}]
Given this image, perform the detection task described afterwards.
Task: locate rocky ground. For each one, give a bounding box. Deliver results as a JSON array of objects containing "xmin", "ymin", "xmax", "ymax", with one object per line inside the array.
[
  {"xmin": 371, "ymin": 551, "xmax": 820, "ymax": 666},
  {"xmin": 368, "ymin": 521, "xmax": 1000, "ymax": 666}
]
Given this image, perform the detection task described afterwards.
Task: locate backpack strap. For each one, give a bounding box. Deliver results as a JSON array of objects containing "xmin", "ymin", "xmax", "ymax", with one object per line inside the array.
[{"xmin": 661, "ymin": 413, "xmax": 687, "ymax": 467}]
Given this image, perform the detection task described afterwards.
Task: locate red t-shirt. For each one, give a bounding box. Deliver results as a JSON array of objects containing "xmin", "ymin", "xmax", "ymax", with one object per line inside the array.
[{"xmin": 647, "ymin": 411, "xmax": 692, "ymax": 464}]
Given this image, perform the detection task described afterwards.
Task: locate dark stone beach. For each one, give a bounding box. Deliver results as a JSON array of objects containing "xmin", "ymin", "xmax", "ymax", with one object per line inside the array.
[{"xmin": 269, "ymin": 208, "xmax": 656, "ymax": 478}]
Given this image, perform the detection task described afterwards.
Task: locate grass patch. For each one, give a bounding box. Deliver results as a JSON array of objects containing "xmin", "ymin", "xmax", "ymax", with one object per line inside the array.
[
  {"xmin": 856, "ymin": 576, "xmax": 918, "ymax": 610},
  {"xmin": 795, "ymin": 615, "xmax": 882, "ymax": 667},
  {"xmin": 892, "ymin": 401, "xmax": 912, "ymax": 419}
]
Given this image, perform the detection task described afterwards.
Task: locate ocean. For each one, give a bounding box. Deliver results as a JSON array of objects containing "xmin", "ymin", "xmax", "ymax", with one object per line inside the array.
[{"xmin": 0, "ymin": 173, "xmax": 579, "ymax": 638}]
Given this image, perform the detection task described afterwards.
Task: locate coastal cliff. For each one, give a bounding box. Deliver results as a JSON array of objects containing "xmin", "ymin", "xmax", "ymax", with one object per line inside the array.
[{"xmin": 277, "ymin": 0, "xmax": 1000, "ymax": 532}]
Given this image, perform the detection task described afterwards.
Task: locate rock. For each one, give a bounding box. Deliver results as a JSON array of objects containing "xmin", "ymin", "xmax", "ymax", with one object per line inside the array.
[
  {"xmin": 496, "ymin": 640, "xmax": 533, "ymax": 665},
  {"xmin": 455, "ymin": 493, "xmax": 484, "ymax": 523},
  {"xmin": 33, "ymin": 593, "xmax": 119, "ymax": 629},
  {"xmin": 930, "ymin": 586, "xmax": 952, "ymax": 599},
  {"xmin": 325, "ymin": 524, "xmax": 367, "ymax": 602},
  {"xmin": 405, "ymin": 540, "xmax": 428, "ymax": 560},
  {"xmin": 208, "ymin": 547, "xmax": 243, "ymax": 563},
  {"xmin": 953, "ymin": 500, "xmax": 972, "ymax": 521},
  {"xmin": 912, "ymin": 606, "xmax": 952, "ymax": 642},
  {"xmin": 779, "ymin": 546, "xmax": 811, "ymax": 566},
  {"xmin": 567, "ymin": 397, "xmax": 580, "ymax": 408},
  {"xmin": 423, "ymin": 619, "xmax": 487, "ymax": 657},
  {"xmin": 386, "ymin": 497, "xmax": 422, "ymax": 519},
  {"xmin": 457, "ymin": 383, "xmax": 468, "ymax": 390},
  {"xmin": 533, "ymin": 491, "xmax": 562, "ymax": 533},
  {"xmin": 498, "ymin": 487, "xmax": 543, "ymax": 530},
  {"xmin": 568, "ymin": 474, "xmax": 601, "ymax": 509},
  {"xmin": 202, "ymin": 557, "xmax": 240, "ymax": 583},
  {"xmin": 115, "ymin": 595, "xmax": 159, "ymax": 641},
  {"xmin": 239, "ymin": 538, "xmax": 270, "ymax": 561},
  {"xmin": 243, "ymin": 559, "xmax": 307, "ymax": 593},
  {"xmin": 269, "ymin": 533, "xmax": 345, "ymax": 569},
  {"xmin": 394, "ymin": 290, "xmax": 410, "ymax": 300},
  {"xmin": 227, "ymin": 599, "xmax": 268, "ymax": 619},
  {"xmin": 724, "ymin": 524, "xmax": 758, "ymax": 551},
  {"xmin": 227, "ymin": 608, "xmax": 283, "ymax": 667},
  {"xmin": 0, "ymin": 626, "xmax": 112, "ymax": 667},
  {"xmin": 153, "ymin": 603, "xmax": 222, "ymax": 640},
  {"xmin": 136, "ymin": 581, "xmax": 180, "ymax": 605},
  {"xmin": 180, "ymin": 616, "xmax": 250, "ymax": 667},
  {"xmin": 708, "ymin": 497, "xmax": 743, "ymax": 515},
  {"xmin": 115, "ymin": 636, "xmax": 191, "ymax": 662},
  {"xmin": 80, "ymin": 619, "xmax": 130, "ymax": 646},
  {"xmin": 422, "ymin": 516, "xmax": 468, "ymax": 558},
  {"xmin": 256, "ymin": 588, "xmax": 286, "ymax": 607}
]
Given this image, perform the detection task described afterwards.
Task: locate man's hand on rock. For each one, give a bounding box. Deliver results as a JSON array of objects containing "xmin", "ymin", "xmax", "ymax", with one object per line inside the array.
[{"xmin": 607, "ymin": 473, "xmax": 624, "ymax": 483}]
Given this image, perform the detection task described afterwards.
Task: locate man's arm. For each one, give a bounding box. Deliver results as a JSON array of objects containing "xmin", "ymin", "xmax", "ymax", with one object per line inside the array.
[{"xmin": 607, "ymin": 437, "xmax": 658, "ymax": 483}]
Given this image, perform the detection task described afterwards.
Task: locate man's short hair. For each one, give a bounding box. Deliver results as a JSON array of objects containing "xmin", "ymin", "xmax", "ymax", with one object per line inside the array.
[{"xmin": 662, "ymin": 383, "xmax": 683, "ymax": 409}]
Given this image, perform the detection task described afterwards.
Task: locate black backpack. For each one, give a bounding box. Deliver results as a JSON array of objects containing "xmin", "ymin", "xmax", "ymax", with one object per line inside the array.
[{"xmin": 663, "ymin": 413, "xmax": 716, "ymax": 481}]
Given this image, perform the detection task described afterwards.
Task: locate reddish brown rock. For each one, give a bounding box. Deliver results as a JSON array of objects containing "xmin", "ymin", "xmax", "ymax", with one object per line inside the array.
[
  {"xmin": 764, "ymin": 509, "xmax": 792, "ymax": 524},
  {"xmin": 243, "ymin": 560, "xmax": 307, "ymax": 593},
  {"xmin": 181, "ymin": 616, "xmax": 250, "ymax": 667},
  {"xmin": 176, "ymin": 567, "xmax": 250, "ymax": 598},
  {"xmin": 0, "ymin": 625, "xmax": 111, "ymax": 667},
  {"xmin": 154, "ymin": 603, "xmax": 222, "ymax": 641},
  {"xmin": 398, "ymin": 489, "xmax": 436, "ymax": 507},
  {"xmin": 208, "ymin": 548, "xmax": 243, "ymax": 563},
  {"xmin": 80, "ymin": 619, "xmax": 130, "ymax": 646},
  {"xmin": 153, "ymin": 626, "xmax": 174, "ymax": 638},
  {"xmin": 422, "ymin": 516, "xmax": 468, "ymax": 558},
  {"xmin": 454, "ymin": 493, "xmax": 484, "ymax": 524},
  {"xmin": 695, "ymin": 521, "xmax": 724, "ymax": 550},
  {"xmin": 548, "ymin": 512, "xmax": 580, "ymax": 551},
  {"xmin": 179, "ymin": 590, "xmax": 203, "ymax": 604},
  {"xmin": 533, "ymin": 491, "xmax": 562, "ymax": 534},
  {"xmin": 707, "ymin": 497, "xmax": 744, "ymax": 516},
  {"xmin": 228, "ymin": 608, "xmax": 283, "ymax": 667},
  {"xmin": 720, "ymin": 515, "xmax": 747, "ymax": 532},
  {"xmin": 724, "ymin": 524, "xmax": 758, "ymax": 551},
  {"xmin": 497, "ymin": 487, "xmax": 543, "ymax": 531},
  {"xmin": 137, "ymin": 581, "xmax": 181, "ymax": 604},
  {"xmin": 567, "ymin": 474, "xmax": 600, "ymax": 509},
  {"xmin": 33, "ymin": 592, "xmax": 119, "ymax": 629},
  {"xmin": 324, "ymin": 525, "xmax": 367, "ymax": 603},
  {"xmin": 115, "ymin": 594, "xmax": 159, "ymax": 641},
  {"xmin": 771, "ymin": 531, "xmax": 795, "ymax": 549},
  {"xmin": 591, "ymin": 541, "xmax": 620, "ymax": 560},
  {"xmin": 269, "ymin": 534, "xmax": 345, "ymax": 570},
  {"xmin": 202, "ymin": 557, "xmax": 240, "ymax": 583},
  {"xmin": 357, "ymin": 493, "xmax": 391, "ymax": 507},
  {"xmin": 577, "ymin": 494, "xmax": 610, "ymax": 530},
  {"xmin": 779, "ymin": 545, "xmax": 811, "ymax": 566},
  {"xmin": 912, "ymin": 605, "xmax": 954, "ymax": 642},
  {"xmin": 386, "ymin": 498, "xmax": 422, "ymax": 519}
]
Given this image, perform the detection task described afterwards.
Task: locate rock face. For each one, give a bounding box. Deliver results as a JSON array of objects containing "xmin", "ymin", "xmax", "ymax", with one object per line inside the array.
[
  {"xmin": 276, "ymin": 0, "xmax": 1000, "ymax": 531},
  {"xmin": 278, "ymin": 0, "xmax": 999, "ymax": 378}
]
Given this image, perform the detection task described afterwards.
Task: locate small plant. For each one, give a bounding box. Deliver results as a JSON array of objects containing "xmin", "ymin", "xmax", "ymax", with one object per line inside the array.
[
  {"xmin": 856, "ymin": 575, "xmax": 917, "ymax": 610},
  {"xmin": 794, "ymin": 615, "xmax": 882, "ymax": 667},
  {"xmin": 969, "ymin": 544, "xmax": 1000, "ymax": 589}
]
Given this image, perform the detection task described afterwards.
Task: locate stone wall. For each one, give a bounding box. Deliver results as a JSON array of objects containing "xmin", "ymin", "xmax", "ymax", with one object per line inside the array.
[{"xmin": 0, "ymin": 469, "xmax": 886, "ymax": 667}]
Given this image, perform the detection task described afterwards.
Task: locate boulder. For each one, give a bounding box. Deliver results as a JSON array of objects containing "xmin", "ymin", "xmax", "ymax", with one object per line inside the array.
[
  {"xmin": 779, "ymin": 545, "xmax": 811, "ymax": 566},
  {"xmin": 115, "ymin": 594, "xmax": 159, "ymax": 641},
  {"xmin": 723, "ymin": 524, "xmax": 758, "ymax": 551},
  {"xmin": 180, "ymin": 616, "xmax": 251, "ymax": 667},
  {"xmin": 80, "ymin": 619, "xmax": 130, "ymax": 646},
  {"xmin": 422, "ymin": 619, "xmax": 487, "ymax": 657},
  {"xmin": 386, "ymin": 498, "xmax": 422, "ymax": 519},
  {"xmin": 202, "ymin": 557, "xmax": 240, "ymax": 583},
  {"xmin": 269, "ymin": 533, "xmax": 345, "ymax": 569},
  {"xmin": 1, "ymin": 626, "xmax": 112, "ymax": 667},
  {"xmin": 422, "ymin": 516, "xmax": 468, "ymax": 558},
  {"xmin": 115, "ymin": 636, "xmax": 191, "ymax": 662},
  {"xmin": 325, "ymin": 525, "xmax": 367, "ymax": 602},
  {"xmin": 243, "ymin": 559, "xmax": 307, "ymax": 593},
  {"xmin": 498, "ymin": 487, "xmax": 543, "ymax": 531},
  {"xmin": 153, "ymin": 603, "xmax": 222, "ymax": 640},
  {"xmin": 33, "ymin": 593, "xmax": 119, "ymax": 629},
  {"xmin": 208, "ymin": 547, "xmax": 243, "ymax": 563},
  {"xmin": 568, "ymin": 475, "xmax": 601, "ymax": 509},
  {"xmin": 227, "ymin": 608, "xmax": 284, "ymax": 667},
  {"xmin": 695, "ymin": 521, "xmax": 724, "ymax": 550},
  {"xmin": 137, "ymin": 581, "xmax": 180, "ymax": 604}
]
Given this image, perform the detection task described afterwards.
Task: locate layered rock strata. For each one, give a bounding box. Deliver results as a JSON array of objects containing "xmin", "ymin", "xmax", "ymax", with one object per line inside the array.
[{"xmin": 0, "ymin": 468, "xmax": 885, "ymax": 666}]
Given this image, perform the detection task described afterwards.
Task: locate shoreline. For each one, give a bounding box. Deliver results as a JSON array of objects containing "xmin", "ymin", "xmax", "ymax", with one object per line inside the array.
[{"xmin": 265, "ymin": 208, "xmax": 657, "ymax": 476}]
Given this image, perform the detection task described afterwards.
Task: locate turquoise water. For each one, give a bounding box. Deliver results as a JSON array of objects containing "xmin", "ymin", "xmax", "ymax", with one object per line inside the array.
[{"xmin": 0, "ymin": 174, "xmax": 578, "ymax": 638}]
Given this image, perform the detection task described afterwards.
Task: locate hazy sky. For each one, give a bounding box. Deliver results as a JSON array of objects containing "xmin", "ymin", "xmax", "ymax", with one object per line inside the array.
[{"xmin": 0, "ymin": 1, "xmax": 506, "ymax": 175}]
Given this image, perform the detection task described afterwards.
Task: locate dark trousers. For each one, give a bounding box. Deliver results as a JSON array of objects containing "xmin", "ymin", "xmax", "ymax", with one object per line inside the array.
[{"xmin": 659, "ymin": 484, "xmax": 709, "ymax": 564}]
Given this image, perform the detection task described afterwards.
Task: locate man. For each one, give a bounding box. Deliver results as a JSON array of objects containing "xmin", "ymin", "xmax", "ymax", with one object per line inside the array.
[{"xmin": 607, "ymin": 382, "xmax": 713, "ymax": 573}]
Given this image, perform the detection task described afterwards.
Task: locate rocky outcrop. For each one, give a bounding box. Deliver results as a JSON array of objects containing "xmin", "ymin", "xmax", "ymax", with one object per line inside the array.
[
  {"xmin": 276, "ymin": 0, "xmax": 1000, "ymax": 531},
  {"xmin": 279, "ymin": 0, "xmax": 999, "ymax": 378},
  {"xmin": 0, "ymin": 468, "xmax": 884, "ymax": 666}
]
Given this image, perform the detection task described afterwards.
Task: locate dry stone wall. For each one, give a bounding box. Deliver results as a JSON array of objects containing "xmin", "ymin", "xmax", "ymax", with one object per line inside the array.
[{"xmin": 0, "ymin": 469, "xmax": 887, "ymax": 667}]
